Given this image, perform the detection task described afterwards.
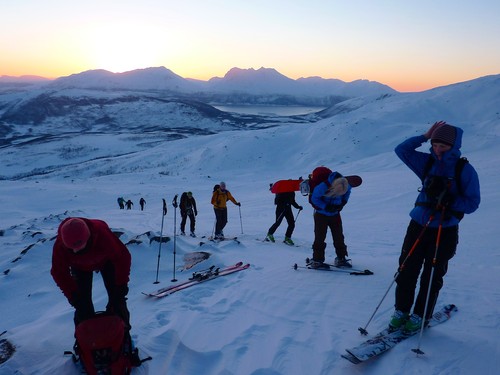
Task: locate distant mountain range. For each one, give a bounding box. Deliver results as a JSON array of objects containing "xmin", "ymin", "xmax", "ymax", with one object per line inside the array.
[{"xmin": 0, "ymin": 66, "xmax": 396, "ymax": 106}]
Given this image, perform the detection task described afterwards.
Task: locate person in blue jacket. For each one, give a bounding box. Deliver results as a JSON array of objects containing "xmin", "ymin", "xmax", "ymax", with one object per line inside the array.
[
  {"xmin": 389, "ymin": 121, "xmax": 480, "ymax": 334},
  {"xmin": 310, "ymin": 172, "xmax": 352, "ymax": 269}
]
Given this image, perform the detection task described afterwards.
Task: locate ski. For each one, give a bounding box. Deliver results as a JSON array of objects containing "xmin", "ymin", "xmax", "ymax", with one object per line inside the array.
[
  {"xmin": 341, "ymin": 304, "xmax": 458, "ymax": 364},
  {"xmin": 293, "ymin": 258, "xmax": 373, "ymax": 275},
  {"xmin": 143, "ymin": 262, "xmax": 250, "ymax": 298},
  {"xmin": 201, "ymin": 236, "xmax": 240, "ymax": 245}
]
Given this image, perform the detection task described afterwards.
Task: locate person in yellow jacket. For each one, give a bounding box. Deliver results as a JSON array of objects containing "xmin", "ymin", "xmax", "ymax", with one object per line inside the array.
[{"xmin": 211, "ymin": 181, "xmax": 240, "ymax": 240}]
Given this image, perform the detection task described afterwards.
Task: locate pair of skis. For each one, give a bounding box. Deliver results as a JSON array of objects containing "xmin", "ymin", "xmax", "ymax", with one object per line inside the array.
[
  {"xmin": 143, "ymin": 262, "xmax": 250, "ymax": 298},
  {"xmin": 342, "ymin": 304, "xmax": 458, "ymax": 364},
  {"xmin": 293, "ymin": 258, "xmax": 374, "ymax": 276}
]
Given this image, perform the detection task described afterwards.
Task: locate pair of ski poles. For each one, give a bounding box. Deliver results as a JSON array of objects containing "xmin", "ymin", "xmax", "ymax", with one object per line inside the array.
[
  {"xmin": 358, "ymin": 204, "xmax": 447, "ymax": 354},
  {"xmin": 211, "ymin": 204, "xmax": 245, "ymax": 238},
  {"xmin": 154, "ymin": 196, "xmax": 179, "ymax": 284}
]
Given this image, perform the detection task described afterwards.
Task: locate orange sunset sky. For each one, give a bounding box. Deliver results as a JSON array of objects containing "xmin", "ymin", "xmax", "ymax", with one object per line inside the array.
[{"xmin": 1, "ymin": 0, "xmax": 499, "ymax": 92}]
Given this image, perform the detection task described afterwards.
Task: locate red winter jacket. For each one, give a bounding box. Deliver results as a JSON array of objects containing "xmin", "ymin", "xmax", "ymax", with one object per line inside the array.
[{"xmin": 51, "ymin": 218, "xmax": 131, "ymax": 300}]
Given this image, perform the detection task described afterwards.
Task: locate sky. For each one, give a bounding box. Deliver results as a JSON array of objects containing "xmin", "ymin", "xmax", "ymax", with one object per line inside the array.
[{"xmin": 1, "ymin": 0, "xmax": 500, "ymax": 92}]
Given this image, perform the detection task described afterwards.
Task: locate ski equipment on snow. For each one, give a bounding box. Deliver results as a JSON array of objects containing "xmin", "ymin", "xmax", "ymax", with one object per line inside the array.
[
  {"xmin": 203, "ymin": 236, "xmax": 241, "ymax": 245},
  {"xmin": 293, "ymin": 258, "xmax": 373, "ymax": 275},
  {"xmin": 143, "ymin": 262, "xmax": 250, "ymax": 298},
  {"xmin": 154, "ymin": 198, "xmax": 168, "ymax": 284},
  {"xmin": 172, "ymin": 194, "xmax": 179, "ymax": 282},
  {"xmin": 341, "ymin": 304, "xmax": 457, "ymax": 364}
]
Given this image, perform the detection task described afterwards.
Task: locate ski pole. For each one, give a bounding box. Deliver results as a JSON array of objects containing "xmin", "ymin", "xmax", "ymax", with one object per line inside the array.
[
  {"xmin": 412, "ymin": 205, "xmax": 447, "ymax": 355},
  {"xmin": 154, "ymin": 199, "xmax": 168, "ymax": 284},
  {"xmin": 238, "ymin": 205, "xmax": 243, "ymax": 234},
  {"xmin": 294, "ymin": 208, "xmax": 302, "ymax": 223},
  {"xmin": 171, "ymin": 195, "xmax": 178, "ymax": 282},
  {"xmin": 358, "ymin": 212, "xmax": 436, "ymax": 335}
]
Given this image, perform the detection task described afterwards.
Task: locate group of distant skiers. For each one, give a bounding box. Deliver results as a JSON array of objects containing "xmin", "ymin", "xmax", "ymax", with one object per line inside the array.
[
  {"xmin": 117, "ymin": 197, "xmax": 147, "ymax": 211},
  {"xmin": 51, "ymin": 121, "xmax": 480, "ymax": 372}
]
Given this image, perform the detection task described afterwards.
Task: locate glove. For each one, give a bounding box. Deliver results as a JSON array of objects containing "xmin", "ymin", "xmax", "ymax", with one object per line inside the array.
[
  {"xmin": 116, "ymin": 284, "xmax": 129, "ymax": 297},
  {"xmin": 298, "ymin": 206, "xmax": 303, "ymax": 210},
  {"xmin": 69, "ymin": 292, "xmax": 80, "ymax": 308},
  {"xmin": 424, "ymin": 121, "xmax": 447, "ymax": 139},
  {"xmin": 237, "ymin": 202, "xmax": 241, "ymax": 206}
]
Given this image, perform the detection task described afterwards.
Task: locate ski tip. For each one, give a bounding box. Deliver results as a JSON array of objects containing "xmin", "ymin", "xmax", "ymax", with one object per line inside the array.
[{"xmin": 341, "ymin": 352, "xmax": 362, "ymax": 364}]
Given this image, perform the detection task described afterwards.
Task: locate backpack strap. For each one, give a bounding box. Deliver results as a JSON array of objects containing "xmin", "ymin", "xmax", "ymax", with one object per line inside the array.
[
  {"xmin": 454, "ymin": 157, "xmax": 468, "ymax": 195},
  {"xmin": 421, "ymin": 155, "xmax": 435, "ymax": 184}
]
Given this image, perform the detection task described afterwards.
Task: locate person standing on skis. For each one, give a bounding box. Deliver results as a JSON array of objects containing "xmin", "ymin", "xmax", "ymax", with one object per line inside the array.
[
  {"xmin": 180, "ymin": 191, "xmax": 198, "ymax": 237},
  {"xmin": 266, "ymin": 191, "xmax": 303, "ymax": 245},
  {"xmin": 309, "ymin": 172, "xmax": 352, "ymax": 269},
  {"xmin": 211, "ymin": 182, "xmax": 240, "ymax": 240},
  {"xmin": 389, "ymin": 121, "xmax": 480, "ymax": 333}
]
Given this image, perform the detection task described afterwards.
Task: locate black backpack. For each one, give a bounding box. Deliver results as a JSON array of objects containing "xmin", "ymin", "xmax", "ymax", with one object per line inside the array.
[{"xmin": 422, "ymin": 156, "xmax": 468, "ymax": 195}]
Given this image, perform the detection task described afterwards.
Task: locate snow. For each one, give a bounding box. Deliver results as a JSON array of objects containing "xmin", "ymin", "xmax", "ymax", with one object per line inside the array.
[{"xmin": 1, "ymin": 76, "xmax": 499, "ymax": 374}]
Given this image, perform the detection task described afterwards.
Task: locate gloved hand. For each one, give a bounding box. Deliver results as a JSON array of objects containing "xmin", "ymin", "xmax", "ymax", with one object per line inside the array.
[
  {"xmin": 237, "ymin": 202, "xmax": 241, "ymax": 206},
  {"xmin": 69, "ymin": 292, "xmax": 80, "ymax": 308},
  {"xmin": 115, "ymin": 284, "xmax": 129, "ymax": 297},
  {"xmin": 424, "ymin": 121, "xmax": 447, "ymax": 139},
  {"xmin": 298, "ymin": 206, "xmax": 303, "ymax": 210}
]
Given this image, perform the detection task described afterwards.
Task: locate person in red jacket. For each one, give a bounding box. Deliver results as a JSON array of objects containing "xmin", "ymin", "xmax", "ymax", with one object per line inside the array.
[{"xmin": 51, "ymin": 217, "xmax": 132, "ymax": 330}]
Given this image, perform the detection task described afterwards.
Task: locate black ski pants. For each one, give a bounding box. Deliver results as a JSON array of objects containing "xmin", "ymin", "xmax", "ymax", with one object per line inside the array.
[
  {"xmin": 312, "ymin": 212, "xmax": 348, "ymax": 262},
  {"xmin": 395, "ymin": 220, "xmax": 458, "ymax": 320},
  {"xmin": 268, "ymin": 204, "xmax": 295, "ymax": 238},
  {"xmin": 71, "ymin": 261, "xmax": 131, "ymax": 330},
  {"xmin": 180, "ymin": 210, "xmax": 196, "ymax": 233},
  {"xmin": 214, "ymin": 207, "xmax": 228, "ymax": 236}
]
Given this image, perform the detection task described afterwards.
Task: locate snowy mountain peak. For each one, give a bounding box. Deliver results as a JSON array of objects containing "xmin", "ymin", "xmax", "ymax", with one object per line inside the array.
[
  {"xmin": 223, "ymin": 67, "xmax": 291, "ymax": 82},
  {"xmin": 49, "ymin": 67, "xmax": 200, "ymax": 92}
]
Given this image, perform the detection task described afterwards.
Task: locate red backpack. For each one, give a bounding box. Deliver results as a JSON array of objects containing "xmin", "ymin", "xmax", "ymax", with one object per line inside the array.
[
  {"xmin": 299, "ymin": 166, "xmax": 333, "ymax": 209},
  {"xmin": 72, "ymin": 314, "xmax": 142, "ymax": 375}
]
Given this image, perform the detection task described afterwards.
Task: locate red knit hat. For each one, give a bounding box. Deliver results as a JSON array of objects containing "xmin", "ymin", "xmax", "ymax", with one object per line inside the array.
[
  {"xmin": 431, "ymin": 124, "xmax": 456, "ymax": 146},
  {"xmin": 60, "ymin": 218, "xmax": 90, "ymax": 251}
]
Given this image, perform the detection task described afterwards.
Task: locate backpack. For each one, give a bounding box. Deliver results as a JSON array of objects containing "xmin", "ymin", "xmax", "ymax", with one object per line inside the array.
[
  {"xmin": 422, "ymin": 156, "xmax": 468, "ymax": 195},
  {"xmin": 299, "ymin": 166, "xmax": 333, "ymax": 208},
  {"xmin": 70, "ymin": 313, "xmax": 146, "ymax": 375}
]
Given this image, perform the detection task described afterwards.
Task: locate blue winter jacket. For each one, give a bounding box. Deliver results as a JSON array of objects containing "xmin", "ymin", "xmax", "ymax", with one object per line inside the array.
[
  {"xmin": 395, "ymin": 127, "xmax": 480, "ymax": 228},
  {"xmin": 311, "ymin": 172, "xmax": 352, "ymax": 216}
]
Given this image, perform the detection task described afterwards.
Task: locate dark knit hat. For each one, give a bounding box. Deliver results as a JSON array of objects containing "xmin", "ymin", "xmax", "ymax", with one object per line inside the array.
[
  {"xmin": 431, "ymin": 124, "xmax": 456, "ymax": 146},
  {"xmin": 61, "ymin": 218, "xmax": 90, "ymax": 251}
]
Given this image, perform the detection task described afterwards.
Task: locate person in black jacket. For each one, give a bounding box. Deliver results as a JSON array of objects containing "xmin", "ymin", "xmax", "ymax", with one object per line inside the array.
[
  {"xmin": 180, "ymin": 191, "xmax": 198, "ymax": 237},
  {"xmin": 266, "ymin": 191, "xmax": 303, "ymax": 245}
]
